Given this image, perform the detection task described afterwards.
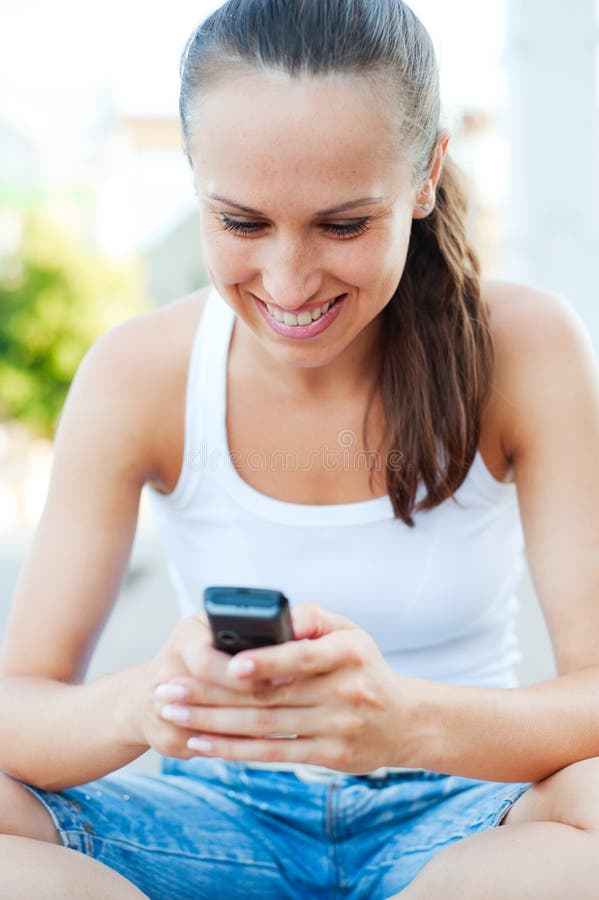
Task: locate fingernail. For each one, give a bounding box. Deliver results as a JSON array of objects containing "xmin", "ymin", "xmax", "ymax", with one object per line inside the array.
[
  {"xmin": 270, "ymin": 677, "xmax": 294, "ymax": 686},
  {"xmin": 187, "ymin": 737, "xmax": 213, "ymax": 753},
  {"xmin": 161, "ymin": 704, "xmax": 191, "ymax": 724},
  {"xmin": 154, "ymin": 684, "xmax": 187, "ymax": 701},
  {"xmin": 227, "ymin": 657, "xmax": 255, "ymax": 677}
]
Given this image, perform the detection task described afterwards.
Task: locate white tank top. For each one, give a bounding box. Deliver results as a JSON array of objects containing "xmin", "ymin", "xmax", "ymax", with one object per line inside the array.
[{"xmin": 147, "ymin": 286, "xmax": 526, "ymax": 690}]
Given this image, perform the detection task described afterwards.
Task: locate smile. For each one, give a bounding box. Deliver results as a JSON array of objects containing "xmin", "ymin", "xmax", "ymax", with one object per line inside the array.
[
  {"xmin": 254, "ymin": 293, "xmax": 347, "ymax": 340},
  {"xmin": 266, "ymin": 296, "xmax": 343, "ymax": 326}
]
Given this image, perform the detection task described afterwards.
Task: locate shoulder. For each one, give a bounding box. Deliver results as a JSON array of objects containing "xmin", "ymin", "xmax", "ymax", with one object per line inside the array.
[
  {"xmin": 88, "ymin": 284, "xmax": 211, "ymax": 366},
  {"xmin": 482, "ymin": 277, "xmax": 586, "ymax": 348},
  {"xmin": 481, "ymin": 277, "xmax": 597, "ymax": 461},
  {"xmin": 67, "ymin": 285, "xmax": 212, "ymax": 483}
]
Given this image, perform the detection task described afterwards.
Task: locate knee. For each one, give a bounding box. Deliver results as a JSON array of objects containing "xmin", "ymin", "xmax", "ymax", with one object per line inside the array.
[
  {"xmin": 0, "ymin": 773, "xmax": 61, "ymax": 844},
  {"xmin": 505, "ymin": 756, "xmax": 599, "ymax": 832}
]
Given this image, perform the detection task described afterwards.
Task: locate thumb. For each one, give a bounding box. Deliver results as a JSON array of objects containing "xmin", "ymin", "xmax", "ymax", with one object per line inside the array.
[
  {"xmin": 190, "ymin": 609, "xmax": 209, "ymax": 628},
  {"xmin": 291, "ymin": 602, "xmax": 357, "ymax": 640}
]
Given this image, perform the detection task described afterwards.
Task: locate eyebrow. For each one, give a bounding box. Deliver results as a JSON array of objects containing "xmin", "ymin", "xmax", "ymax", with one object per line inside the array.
[{"xmin": 206, "ymin": 193, "xmax": 386, "ymax": 216}]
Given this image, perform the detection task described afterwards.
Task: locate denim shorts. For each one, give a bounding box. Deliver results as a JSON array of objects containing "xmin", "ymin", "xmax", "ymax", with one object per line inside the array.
[{"xmin": 16, "ymin": 757, "xmax": 532, "ymax": 899}]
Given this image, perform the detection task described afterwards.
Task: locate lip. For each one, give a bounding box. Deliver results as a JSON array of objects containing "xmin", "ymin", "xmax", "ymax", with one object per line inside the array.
[
  {"xmin": 263, "ymin": 297, "xmax": 341, "ymax": 316},
  {"xmin": 254, "ymin": 293, "xmax": 347, "ymax": 340}
]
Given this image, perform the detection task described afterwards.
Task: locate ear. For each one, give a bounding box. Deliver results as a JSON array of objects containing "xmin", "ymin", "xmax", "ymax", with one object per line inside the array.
[
  {"xmin": 429, "ymin": 128, "xmax": 450, "ymax": 191},
  {"xmin": 413, "ymin": 129, "xmax": 450, "ymax": 219}
]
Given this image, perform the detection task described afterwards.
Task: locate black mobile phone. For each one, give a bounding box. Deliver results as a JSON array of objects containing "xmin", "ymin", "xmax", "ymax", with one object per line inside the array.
[{"xmin": 203, "ymin": 586, "xmax": 296, "ymax": 655}]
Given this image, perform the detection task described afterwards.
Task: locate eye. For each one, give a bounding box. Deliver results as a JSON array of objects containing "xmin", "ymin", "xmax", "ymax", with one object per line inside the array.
[
  {"xmin": 216, "ymin": 213, "xmax": 370, "ymax": 239},
  {"xmin": 218, "ymin": 215, "xmax": 266, "ymax": 236},
  {"xmin": 324, "ymin": 220, "xmax": 370, "ymax": 238}
]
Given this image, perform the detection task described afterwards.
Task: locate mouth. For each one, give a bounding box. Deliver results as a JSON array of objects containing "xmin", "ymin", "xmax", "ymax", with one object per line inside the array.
[
  {"xmin": 254, "ymin": 292, "xmax": 347, "ymax": 340},
  {"xmin": 264, "ymin": 294, "xmax": 347, "ymax": 327}
]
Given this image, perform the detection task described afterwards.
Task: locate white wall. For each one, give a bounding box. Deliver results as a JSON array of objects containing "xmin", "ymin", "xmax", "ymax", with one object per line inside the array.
[{"xmin": 502, "ymin": 0, "xmax": 599, "ymax": 346}]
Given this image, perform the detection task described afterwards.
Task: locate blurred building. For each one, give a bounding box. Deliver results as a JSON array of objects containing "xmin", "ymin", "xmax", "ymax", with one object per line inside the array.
[
  {"xmin": 93, "ymin": 111, "xmax": 203, "ymax": 295},
  {"xmin": 114, "ymin": 114, "xmax": 208, "ymax": 305},
  {"xmin": 452, "ymin": 109, "xmax": 507, "ymax": 276}
]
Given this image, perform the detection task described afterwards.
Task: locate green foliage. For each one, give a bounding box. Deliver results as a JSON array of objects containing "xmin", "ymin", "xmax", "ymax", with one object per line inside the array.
[{"xmin": 0, "ymin": 213, "xmax": 148, "ymax": 438}]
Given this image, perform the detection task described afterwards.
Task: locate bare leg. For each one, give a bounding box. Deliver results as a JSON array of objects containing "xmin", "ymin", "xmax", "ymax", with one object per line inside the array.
[
  {"xmin": 0, "ymin": 834, "xmax": 149, "ymax": 899},
  {"xmin": 0, "ymin": 776, "xmax": 148, "ymax": 899},
  {"xmin": 391, "ymin": 821, "xmax": 599, "ymax": 899}
]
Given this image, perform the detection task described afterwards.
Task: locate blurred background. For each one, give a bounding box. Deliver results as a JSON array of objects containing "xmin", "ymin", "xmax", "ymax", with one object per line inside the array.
[{"xmin": 1, "ymin": 0, "xmax": 597, "ymax": 773}]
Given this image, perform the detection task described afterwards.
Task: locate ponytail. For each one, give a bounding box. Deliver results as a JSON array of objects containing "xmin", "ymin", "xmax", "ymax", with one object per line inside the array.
[{"xmin": 368, "ymin": 156, "xmax": 493, "ymax": 526}]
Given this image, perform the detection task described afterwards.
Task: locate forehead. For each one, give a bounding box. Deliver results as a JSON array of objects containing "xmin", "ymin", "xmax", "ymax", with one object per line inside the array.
[{"xmin": 189, "ymin": 70, "xmax": 411, "ymax": 205}]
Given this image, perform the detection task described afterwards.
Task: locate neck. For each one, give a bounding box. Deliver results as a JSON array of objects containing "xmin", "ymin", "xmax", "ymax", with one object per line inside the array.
[{"xmin": 230, "ymin": 314, "xmax": 383, "ymax": 401}]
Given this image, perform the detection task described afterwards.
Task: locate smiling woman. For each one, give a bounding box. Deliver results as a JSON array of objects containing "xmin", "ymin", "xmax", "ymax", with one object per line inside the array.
[
  {"xmin": 2, "ymin": 1, "xmax": 599, "ymax": 899},
  {"xmin": 179, "ymin": 14, "xmax": 490, "ymax": 526}
]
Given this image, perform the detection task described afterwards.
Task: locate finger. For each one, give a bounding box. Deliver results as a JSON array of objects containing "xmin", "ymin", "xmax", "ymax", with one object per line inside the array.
[
  {"xmin": 226, "ymin": 629, "xmax": 360, "ymax": 682},
  {"xmin": 291, "ymin": 602, "xmax": 358, "ymax": 641},
  {"xmin": 184, "ymin": 734, "xmax": 334, "ymax": 767},
  {"xmin": 190, "ymin": 609, "xmax": 209, "ymax": 627},
  {"xmin": 180, "ymin": 610, "xmax": 211, "ymax": 638},
  {"xmin": 176, "ymin": 622, "xmax": 262, "ymax": 691},
  {"xmin": 159, "ymin": 703, "xmax": 322, "ymax": 738},
  {"xmin": 154, "ymin": 675, "xmax": 302, "ymax": 708}
]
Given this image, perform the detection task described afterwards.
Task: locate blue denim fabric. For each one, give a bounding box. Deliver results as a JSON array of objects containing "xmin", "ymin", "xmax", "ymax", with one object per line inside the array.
[{"xmin": 16, "ymin": 757, "xmax": 532, "ymax": 899}]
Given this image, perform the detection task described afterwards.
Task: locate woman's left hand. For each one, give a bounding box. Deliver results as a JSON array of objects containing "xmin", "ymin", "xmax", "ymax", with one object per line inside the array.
[{"xmin": 156, "ymin": 602, "xmax": 428, "ymax": 773}]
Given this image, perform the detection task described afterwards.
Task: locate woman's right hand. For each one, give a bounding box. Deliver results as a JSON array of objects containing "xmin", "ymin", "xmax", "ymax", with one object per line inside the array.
[{"xmin": 123, "ymin": 612, "xmax": 269, "ymax": 759}]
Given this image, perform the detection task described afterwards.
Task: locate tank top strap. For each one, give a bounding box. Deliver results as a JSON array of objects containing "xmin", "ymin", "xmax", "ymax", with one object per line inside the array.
[
  {"xmin": 155, "ymin": 287, "xmax": 235, "ymax": 509},
  {"xmin": 196, "ymin": 287, "xmax": 235, "ymax": 451}
]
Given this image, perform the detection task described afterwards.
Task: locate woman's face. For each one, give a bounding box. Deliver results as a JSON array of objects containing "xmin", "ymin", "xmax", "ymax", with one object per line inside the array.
[{"xmin": 189, "ymin": 69, "xmax": 429, "ymax": 383}]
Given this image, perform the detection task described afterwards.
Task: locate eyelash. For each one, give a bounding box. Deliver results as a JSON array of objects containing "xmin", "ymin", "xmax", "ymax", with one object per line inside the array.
[{"xmin": 217, "ymin": 213, "xmax": 370, "ymax": 239}]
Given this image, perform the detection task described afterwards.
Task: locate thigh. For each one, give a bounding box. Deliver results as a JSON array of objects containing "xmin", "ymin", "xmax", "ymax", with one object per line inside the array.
[
  {"xmin": 13, "ymin": 757, "xmax": 299, "ymax": 900},
  {"xmin": 341, "ymin": 770, "xmax": 533, "ymax": 899},
  {"xmin": 0, "ymin": 773, "xmax": 61, "ymax": 844}
]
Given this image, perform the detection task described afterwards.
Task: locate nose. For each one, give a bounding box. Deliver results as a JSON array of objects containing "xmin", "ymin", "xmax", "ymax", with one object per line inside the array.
[{"xmin": 261, "ymin": 233, "xmax": 323, "ymax": 311}]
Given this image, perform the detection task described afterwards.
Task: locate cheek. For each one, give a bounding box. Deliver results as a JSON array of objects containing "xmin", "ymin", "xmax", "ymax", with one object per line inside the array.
[
  {"xmin": 376, "ymin": 218, "xmax": 413, "ymax": 286},
  {"xmin": 200, "ymin": 221, "xmax": 254, "ymax": 284},
  {"xmin": 342, "ymin": 228, "xmax": 411, "ymax": 291}
]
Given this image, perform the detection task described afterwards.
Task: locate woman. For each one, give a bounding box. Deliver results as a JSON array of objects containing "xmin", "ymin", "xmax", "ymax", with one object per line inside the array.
[{"xmin": 2, "ymin": 1, "xmax": 599, "ymax": 897}]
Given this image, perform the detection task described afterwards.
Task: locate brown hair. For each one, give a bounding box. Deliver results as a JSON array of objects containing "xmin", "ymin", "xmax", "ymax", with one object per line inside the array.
[{"xmin": 179, "ymin": 0, "xmax": 493, "ymax": 526}]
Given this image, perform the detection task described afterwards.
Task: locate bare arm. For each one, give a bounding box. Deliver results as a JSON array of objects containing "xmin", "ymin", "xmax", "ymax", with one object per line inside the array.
[{"xmin": 0, "ymin": 316, "xmax": 162, "ymax": 790}]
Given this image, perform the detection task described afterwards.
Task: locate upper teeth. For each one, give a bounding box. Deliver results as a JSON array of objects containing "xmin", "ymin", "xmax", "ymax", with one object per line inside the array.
[{"xmin": 266, "ymin": 299, "xmax": 336, "ymax": 326}]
